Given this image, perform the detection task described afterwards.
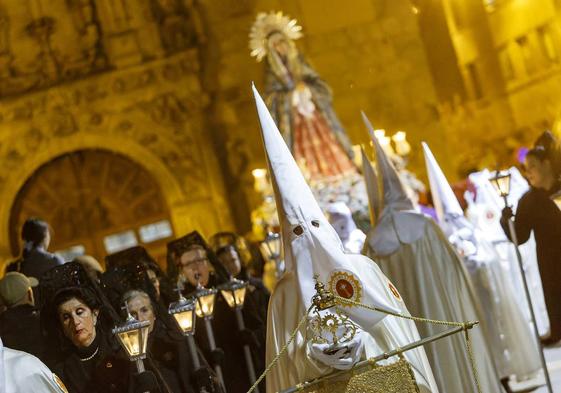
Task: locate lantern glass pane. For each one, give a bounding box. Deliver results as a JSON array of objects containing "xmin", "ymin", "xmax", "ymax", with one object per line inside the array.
[
  {"xmin": 140, "ymin": 325, "xmax": 150, "ymax": 355},
  {"xmin": 221, "ymin": 289, "xmax": 236, "ymax": 308},
  {"xmin": 119, "ymin": 329, "xmax": 140, "ymax": 357},
  {"xmin": 259, "ymin": 242, "xmax": 272, "ymax": 260},
  {"xmin": 234, "ymin": 286, "xmax": 247, "ymax": 306},
  {"xmin": 173, "ymin": 309, "xmax": 195, "ymax": 334},
  {"xmin": 195, "ymin": 293, "xmax": 216, "ymax": 318}
]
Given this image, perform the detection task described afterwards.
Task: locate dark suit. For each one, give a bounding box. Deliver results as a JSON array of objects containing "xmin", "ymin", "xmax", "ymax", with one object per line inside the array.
[{"xmin": 8, "ymin": 247, "xmax": 65, "ymax": 280}]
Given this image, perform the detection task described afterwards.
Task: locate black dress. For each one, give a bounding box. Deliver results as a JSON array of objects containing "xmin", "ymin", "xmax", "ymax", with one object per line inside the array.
[
  {"xmin": 188, "ymin": 275, "xmax": 268, "ymax": 393},
  {"xmin": 54, "ymin": 332, "xmax": 168, "ymax": 393},
  {"xmin": 0, "ymin": 304, "xmax": 44, "ymax": 360},
  {"xmin": 502, "ymin": 183, "xmax": 561, "ymax": 340}
]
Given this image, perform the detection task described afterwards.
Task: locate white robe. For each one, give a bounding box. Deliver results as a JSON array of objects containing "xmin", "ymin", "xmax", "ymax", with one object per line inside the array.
[
  {"xmin": 266, "ymin": 258, "xmax": 438, "ymax": 393},
  {"xmin": 365, "ymin": 217, "xmax": 502, "ymax": 393},
  {"xmin": 2, "ymin": 347, "xmax": 67, "ymax": 393},
  {"xmin": 467, "ymin": 169, "xmax": 550, "ymax": 337},
  {"xmin": 448, "ymin": 226, "xmax": 541, "ymax": 380}
]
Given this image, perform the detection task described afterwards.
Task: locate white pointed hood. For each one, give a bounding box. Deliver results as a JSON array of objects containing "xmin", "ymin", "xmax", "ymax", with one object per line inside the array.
[
  {"xmin": 361, "ymin": 147, "xmax": 381, "ymax": 225},
  {"xmin": 362, "ymin": 112, "xmax": 414, "ymax": 213},
  {"xmin": 422, "ymin": 142, "xmax": 472, "ymax": 237},
  {"xmin": 362, "ymin": 113, "xmax": 426, "ymax": 256},
  {"xmin": 253, "ymin": 85, "xmax": 396, "ymax": 328}
]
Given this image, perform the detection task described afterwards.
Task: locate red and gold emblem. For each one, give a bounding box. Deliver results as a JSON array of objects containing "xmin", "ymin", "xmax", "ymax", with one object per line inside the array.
[{"xmin": 328, "ymin": 270, "xmax": 362, "ymax": 307}]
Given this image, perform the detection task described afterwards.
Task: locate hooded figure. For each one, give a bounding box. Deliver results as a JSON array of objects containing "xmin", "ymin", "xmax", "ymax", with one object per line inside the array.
[
  {"xmin": 252, "ymin": 85, "xmax": 437, "ymax": 393},
  {"xmin": 361, "ymin": 114, "xmax": 502, "ymax": 393},
  {"xmin": 325, "ymin": 202, "xmax": 366, "ymax": 254},
  {"xmin": 423, "ymin": 143, "xmax": 541, "ymax": 384},
  {"xmin": 467, "ymin": 168, "xmax": 550, "ymax": 337}
]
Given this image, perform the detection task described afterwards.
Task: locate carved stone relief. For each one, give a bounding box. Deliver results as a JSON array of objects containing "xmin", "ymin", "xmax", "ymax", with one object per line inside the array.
[
  {"xmin": 0, "ymin": 50, "xmax": 211, "ymax": 202},
  {"xmin": 9, "ymin": 149, "xmax": 170, "ymax": 256}
]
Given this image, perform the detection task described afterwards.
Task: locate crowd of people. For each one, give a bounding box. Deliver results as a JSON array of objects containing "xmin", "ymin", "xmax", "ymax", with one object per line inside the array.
[
  {"xmin": 0, "ymin": 220, "xmax": 269, "ymax": 393},
  {"xmin": 0, "ymin": 108, "xmax": 560, "ymax": 393}
]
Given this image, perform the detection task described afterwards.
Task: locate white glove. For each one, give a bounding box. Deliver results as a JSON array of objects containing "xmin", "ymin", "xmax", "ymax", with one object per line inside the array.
[{"xmin": 309, "ymin": 330, "xmax": 365, "ymax": 370}]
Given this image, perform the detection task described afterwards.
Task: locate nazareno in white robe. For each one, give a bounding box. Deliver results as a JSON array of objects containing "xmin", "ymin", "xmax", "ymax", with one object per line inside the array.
[
  {"xmin": 266, "ymin": 254, "xmax": 438, "ymax": 393},
  {"xmin": 467, "ymin": 168, "xmax": 550, "ymax": 337},
  {"xmin": 1, "ymin": 345, "xmax": 67, "ymax": 393},
  {"xmin": 364, "ymin": 213, "xmax": 502, "ymax": 393}
]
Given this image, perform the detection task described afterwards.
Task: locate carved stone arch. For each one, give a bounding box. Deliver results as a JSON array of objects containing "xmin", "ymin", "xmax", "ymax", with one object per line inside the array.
[
  {"xmin": 9, "ymin": 149, "xmax": 172, "ymax": 262},
  {"xmin": 0, "ymin": 133, "xmax": 188, "ymax": 265}
]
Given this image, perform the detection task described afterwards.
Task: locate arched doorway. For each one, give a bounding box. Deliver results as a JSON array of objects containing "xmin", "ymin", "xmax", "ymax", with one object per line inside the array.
[{"xmin": 9, "ymin": 149, "xmax": 174, "ymax": 268}]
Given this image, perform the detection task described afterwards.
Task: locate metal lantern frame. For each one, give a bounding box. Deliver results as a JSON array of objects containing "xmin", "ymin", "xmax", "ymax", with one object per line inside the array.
[
  {"xmin": 219, "ymin": 278, "xmax": 259, "ymax": 392},
  {"xmin": 220, "ymin": 278, "xmax": 248, "ymax": 310},
  {"xmin": 112, "ymin": 313, "xmax": 151, "ymax": 372}
]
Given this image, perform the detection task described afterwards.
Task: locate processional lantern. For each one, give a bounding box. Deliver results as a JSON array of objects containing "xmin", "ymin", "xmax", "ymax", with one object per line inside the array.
[
  {"xmin": 489, "ymin": 169, "xmax": 554, "ymax": 392},
  {"xmin": 168, "ymin": 292, "xmax": 201, "ymax": 370},
  {"xmin": 220, "ymin": 278, "xmax": 259, "ymax": 391},
  {"xmin": 112, "ymin": 308, "xmax": 151, "ymax": 372},
  {"xmin": 192, "ymin": 284, "xmax": 225, "ymax": 389},
  {"xmin": 260, "ymin": 232, "xmax": 284, "ymax": 279},
  {"xmin": 489, "ymin": 170, "xmax": 512, "ymax": 205}
]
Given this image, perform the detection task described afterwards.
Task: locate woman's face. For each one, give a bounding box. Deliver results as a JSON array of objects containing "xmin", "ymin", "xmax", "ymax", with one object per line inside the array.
[
  {"xmin": 178, "ymin": 247, "xmax": 210, "ymax": 287},
  {"xmin": 126, "ymin": 294, "xmax": 155, "ymax": 333},
  {"xmin": 217, "ymin": 247, "xmax": 242, "ymax": 277},
  {"xmin": 525, "ymin": 155, "xmax": 553, "ymax": 189},
  {"xmin": 147, "ymin": 269, "xmax": 160, "ymax": 299},
  {"xmin": 58, "ymin": 297, "xmax": 98, "ymax": 349}
]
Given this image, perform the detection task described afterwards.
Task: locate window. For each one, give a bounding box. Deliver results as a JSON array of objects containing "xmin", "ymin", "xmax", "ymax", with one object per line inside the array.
[
  {"xmin": 139, "ymin": 220, "xmax": 173, "ymax": 243},
  {"xmin": 104, "ymin": 230, "xmax": 138, "ymax": 254},
  {"xmin": 538, "ymin": 26, "xmax": 558, "ymax": 64},
  {"xmin": 55, "ymin": 245, "xmax": 86, "ymax": 262},
  {"xmin": 466, "ymin": 63, "xmax": 483, "ymax": 99},
  {"xmin": 498, "ymin": 47, "xmax": 515, "ymax": 80},
  {"xmin": 516, "ymin": 36, "xmax": 536, "ymax": 74}
]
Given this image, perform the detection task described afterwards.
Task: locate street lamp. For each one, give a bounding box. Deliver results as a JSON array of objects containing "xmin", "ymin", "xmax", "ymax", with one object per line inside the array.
[
  {"xmin": 490, "ymin": 170, "xmax": 553, "ymax": 393},
  {"xmin": 220, "ymin": 279, "xmax": 259, "ymax": 392},
  {"xmin": 260, "ymin": 232, "xmax": 283, "ymax": 279},
  {"xmin": 112, "ymin": 308, "xmax": 151, "ymax": 373},
  {"xmin": 168, "ymin": 294, "xmax": 200, "ymax": 369},
  {"xmin": 193, "ymin": 285, "xmax": 225, "ymax": 389}
]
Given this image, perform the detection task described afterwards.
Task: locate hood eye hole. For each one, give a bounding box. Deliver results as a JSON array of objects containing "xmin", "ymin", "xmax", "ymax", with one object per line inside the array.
[
  {"xmin": 311, "ymin": 220, "xmax": 320, "ymax": 228},
  {"xmin": 293, "ymin": 225, "xmax": 304, "ymax": 235}
]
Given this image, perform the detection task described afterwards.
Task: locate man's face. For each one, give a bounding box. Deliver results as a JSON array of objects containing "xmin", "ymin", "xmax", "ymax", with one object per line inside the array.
[
  {"xmin": 178, "ymin": 247, "xmax": 210, "ymax": 287},
  {"xmin": 217, "ymin": 246, "xmax": 242, "ymax": 276}
]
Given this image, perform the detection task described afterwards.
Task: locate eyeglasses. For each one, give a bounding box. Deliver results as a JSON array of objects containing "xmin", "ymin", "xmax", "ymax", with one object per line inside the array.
[{"xmin": 177, "ymin": 257, "xmax": 208, "ymax": 269}]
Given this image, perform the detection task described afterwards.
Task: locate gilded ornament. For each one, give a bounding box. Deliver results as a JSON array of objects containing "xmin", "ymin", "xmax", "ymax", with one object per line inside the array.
[{"xmin": 327, "ymin": 270, "xmax": 362, "ymax": 307}]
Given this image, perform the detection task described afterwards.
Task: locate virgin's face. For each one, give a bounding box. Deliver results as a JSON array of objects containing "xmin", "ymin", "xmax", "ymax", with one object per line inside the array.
[
  {"xmin": 58, "ymin": 297, "xmax": 97, "ymax": 349},
  {"xmin": 270, "ymin": 33, "xmax": 290, "ymax": 57},
  {"xmin": 525, "ymin": 155, "xmax": 552, "ymax": 189},
  {"xmin": 127, "ymin": 295, "xmax": 155, "ymax": 333}
]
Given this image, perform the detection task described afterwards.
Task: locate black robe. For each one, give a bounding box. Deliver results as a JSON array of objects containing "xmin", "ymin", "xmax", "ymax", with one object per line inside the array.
[
  {"xmin": 502, "ymin": 183, "xmax": 561, "ymax": 340},
  {"xmin": 148, "ymin": 318, "xmax": 222, "ymax": 393},
  {"xmin": 0, "ymin": 304, "xmax": 44, "ymax": 360},
  {"xmin": 54, "ymin": 332, "xmax": 168, "ymax": 393},
  {"xmin": 186, "ymin": 275, "xmax": 268, "ymax": 393}
]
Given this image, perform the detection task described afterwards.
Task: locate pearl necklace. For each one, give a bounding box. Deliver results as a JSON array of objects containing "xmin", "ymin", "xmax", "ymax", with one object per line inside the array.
[{"xmin": 79, "ymin": 347, "xmax": 99, "ymax": 362}]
